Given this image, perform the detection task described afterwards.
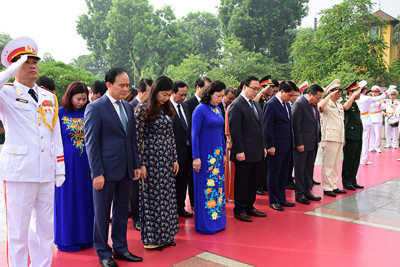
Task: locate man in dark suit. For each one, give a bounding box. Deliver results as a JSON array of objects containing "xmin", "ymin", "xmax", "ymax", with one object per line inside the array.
[
  {"xmin": 264, "ymin": 81, "xmax": 298, "ymax": 211},
  {"xmin": 228, "ymin": 76, "xmax": 267, "ymax": 222},
  {"xmin": 183, "ymin": 76, "xmax": 211, "ymax": 208},
  {"xmin": 128, "ymin": 77, "xmax": 152, "ymax": 232},
  {"xmin": 292, "ymin": 85, "xmax": 324, "ymax": 204},
  {"xmin": 218, "ymin": 87, "xmax": 235, "ymax": 119},
  {"xmin": 85, "ymin": 68, "xmax": 143, "ymax": 267},
  {"xmin": 170, "ymin": 81, "xmax": 193, "ymax": 217}
]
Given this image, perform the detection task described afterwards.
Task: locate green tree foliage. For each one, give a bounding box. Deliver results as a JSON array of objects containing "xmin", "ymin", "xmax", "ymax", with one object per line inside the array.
[
  {"xmin": 219, "ymin": 0, "xmax": 309, "ymax": 63},
  {"xmin": 38, "ymin": 61, "xmax": 99, "ymax": 100},
  {"xmin": 179, "ymin": 11, "xmax": 221, "ymax": 63},
  {"xmin": 41, "ymin": 53, "xmax": 55, "ymax": 63},
  {"xmin": 0, "ymin": 33, "xmax": 12, "ymax": 53},
  {"xmin": 70, "ymin": 54, "xmax": 108, "ymax": 79},
  {"xmin": 146, "ymin": 6, "xmax": 192, "ymax": 76},
  {"xmin": 165, "ymin": 54, "xmax": 210, "ymax": 96},
  {"xmin": 387, "ymin": 58, "xmax": 400, "ymax": 85},
  {"xmin": 392, "ymin": 22, "xmax": 400, "ymax": 48},
  {"xmin": 291, "ymin": 0, "xmax": 388, "ymax": 85}
]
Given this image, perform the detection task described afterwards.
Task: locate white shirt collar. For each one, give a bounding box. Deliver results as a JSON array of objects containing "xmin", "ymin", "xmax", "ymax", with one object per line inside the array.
[
  {"xmin": 275, "ymin": 94, "xmax": 284, "ymax": 106},
  {"xmin": 106, "ymin": 91, "xmax": 119, "ymax": 104},
  {"xmin": 194, "ymin": 94, "xmax": 201, "ymax": 103}
]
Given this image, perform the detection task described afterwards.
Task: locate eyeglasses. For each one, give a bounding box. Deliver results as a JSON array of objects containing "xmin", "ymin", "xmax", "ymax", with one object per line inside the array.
[{"xmin": 247, "ymin": 86, "xmax": 260, "ymax": 92}]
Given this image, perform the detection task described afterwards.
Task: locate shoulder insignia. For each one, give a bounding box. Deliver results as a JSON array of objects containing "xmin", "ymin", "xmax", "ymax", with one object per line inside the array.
[
  {"xmin": 39, "ymin": 85, "xmax": 55, "ymax": 94},
  {"xmin": 5, "ymin": 83, "xmax": 13, "ymax": 86}
]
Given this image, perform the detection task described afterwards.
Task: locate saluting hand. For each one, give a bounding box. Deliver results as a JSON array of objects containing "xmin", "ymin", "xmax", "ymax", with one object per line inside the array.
[{"xmin": 93, "ymin": 175, "xmax": 105, "ymax": 190}]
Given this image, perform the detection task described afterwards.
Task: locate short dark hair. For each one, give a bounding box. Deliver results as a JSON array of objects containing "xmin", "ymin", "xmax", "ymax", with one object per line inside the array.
[
  {"xmin": 91, "ymin": 80, "xmax": 107, "ymax": 96},
  {"xmin": 172, "ymin": 81, "xmax": 187, "ymax": 93},
  {"xmin": 36, "ymin": 75, "xmax": 56, "ymax": 92},
  {"xmin": 241, "ymin": 76, "xmax": 259, "ymax": 87},
  {"xmin": 138, "ymin": 78, "xmax": 153, "ymax": 93},
  {"xmin": 105, "ymin": 68, "xmax": 127, "ymax": 84},
  {"xmin": 195, "ymin": 77, "xmax": 211, "ymax": 88},
  {"xmin": 308, "ymin": 84, "xmax": 324, "ymax": 95},
  {"xmin": 225, "ymin": 87, "xmax": 235, "ymax": 95},
  {"xmin": 144, "ymin": 76, "xmax": 175, "ymax": 123},
  {"xmin": 279, "ymin": 81, "xmax": 297, "ymax": 93},
  {"xmin": 201, "ymin": 81, "xmax": 226, "ymax": 104},
  {"xmin": 61, "ymin": 82, "xmax": 89, "ymax": 111},
  {"xmin": 271, "ymin": 79, "xmax": 279, "ymax": 87}
]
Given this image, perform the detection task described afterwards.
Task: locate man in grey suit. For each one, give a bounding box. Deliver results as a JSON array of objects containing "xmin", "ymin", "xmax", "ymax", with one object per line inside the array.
[
  {"xmin": 85, "ymin": 68, "xmax": 143, "ymax": 267},
  {"xmin": 292, "ymin": 84, "xmax": 324, "ymax": 204}
]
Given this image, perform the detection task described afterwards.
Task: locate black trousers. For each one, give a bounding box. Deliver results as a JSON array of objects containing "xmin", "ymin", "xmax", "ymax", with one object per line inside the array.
[
  {"xmin": 93, "ymin": 174, "xmax": 131, "ymax": 260},
  {"xmin": 175, "ymin": 153, "xmax": 192, "ymax": 211},
  {"xmin": 129, "ymin": 180, "xmax": 139, "ymax": 223},
  {"xmin": 267, "ymin": 150, "xmax": 291, "ymax": 204},
  {"xmin": 294, "ymin": 148, "xmax": 317, "ymax": 198},
  {"xmin": 342, "ymin": 139, "xmax": 362, "ymax": 186},
  {"xmin": 233, "ymin": 161, "xmax": 263, "ymax": 214}
]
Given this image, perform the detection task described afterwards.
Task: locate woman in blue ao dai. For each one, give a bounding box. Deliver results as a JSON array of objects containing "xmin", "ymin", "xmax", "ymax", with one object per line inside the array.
[
  {"xmin": 54, "ymin": 82, "xmax": 93, "ymax": 251},
  {"xmin": 192, "ymin": 81, "xmax": 227, "ymax": 235}
]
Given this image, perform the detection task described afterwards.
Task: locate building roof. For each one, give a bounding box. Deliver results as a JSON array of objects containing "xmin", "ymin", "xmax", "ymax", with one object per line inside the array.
[{"xmin": 373, "ymin": 10, "xmax": 399, "ymax": 22}]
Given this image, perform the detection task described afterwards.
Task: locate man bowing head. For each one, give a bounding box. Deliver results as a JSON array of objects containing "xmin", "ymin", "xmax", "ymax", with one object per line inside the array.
[{"xmin": 85, "ymin": 68, "xmax": 143, "ymax": 267}]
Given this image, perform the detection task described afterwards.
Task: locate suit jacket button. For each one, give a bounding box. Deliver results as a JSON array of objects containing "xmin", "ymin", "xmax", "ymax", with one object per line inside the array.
[
  {"xmin": 351, "ymin": 127, "xmax": 353, "ymax": 129},
  {"xmin": 41, "ymin": 149, "xmax": 44, "ymax": 152},
  {"xmin": 12, "ymin": 152, "xmax": 16, "ymax": 155}
]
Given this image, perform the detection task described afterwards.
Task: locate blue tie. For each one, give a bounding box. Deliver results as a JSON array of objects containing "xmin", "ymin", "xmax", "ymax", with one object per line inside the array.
[{"xmin": 116, "ymin": 101, "xmax": 127, "ymax": 132}]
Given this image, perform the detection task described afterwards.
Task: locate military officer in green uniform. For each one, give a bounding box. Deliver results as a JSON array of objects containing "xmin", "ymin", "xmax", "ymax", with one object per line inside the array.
[{"xmin": 342, "ymin": 80, "xmax": 364, "ymax": 191}]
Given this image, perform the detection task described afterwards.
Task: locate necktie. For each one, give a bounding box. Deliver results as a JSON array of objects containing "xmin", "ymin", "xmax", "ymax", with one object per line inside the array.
[
  {"xmin": 311, "ymin": 104, "xmax": 316, "ymax": 120},
  {"xmin": 116, "ymin": 101, "xmax": 127, "ymax": 133},
  {"xmin": 177, "ymin": 104, "xmax": 190, "ymax": 145},
  {"xmin": 28, "ymin": 88, "xmax": 38, "ymax": 102},
  {"xmin": 250, "ymin": 100, "xmax": 259, "ymax": 119}
]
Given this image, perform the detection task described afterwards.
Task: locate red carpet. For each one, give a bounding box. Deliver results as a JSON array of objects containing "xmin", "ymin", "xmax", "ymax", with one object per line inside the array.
[{"xmin": 0, "ymin": 148, "xmax": 399, "ymax": 266}]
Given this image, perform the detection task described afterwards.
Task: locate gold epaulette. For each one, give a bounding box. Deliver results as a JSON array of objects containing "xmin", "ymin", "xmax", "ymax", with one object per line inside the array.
[
  {"xmin": 39, "ymin": 85, "xmax": 55, "ymax": 94},
  {"xmin": 5, "ymin": 83, "xmax": 13, "ymax": 86}
]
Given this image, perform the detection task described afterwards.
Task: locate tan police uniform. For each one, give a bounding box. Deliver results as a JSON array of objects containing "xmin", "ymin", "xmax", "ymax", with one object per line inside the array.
[{"xmin": 320, "ymin": 98, "xmax": 345, "ymax": 191}]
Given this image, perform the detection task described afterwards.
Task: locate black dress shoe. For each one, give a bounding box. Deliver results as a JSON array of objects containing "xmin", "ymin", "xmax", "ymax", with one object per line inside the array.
[
  {"xmin": 344, "ymin": 184, "xmax": 356, "ymax": 191},
  {"xmin": 178, "ymin": 210, "xmax": 194, "ymax": 217},
  {"xmin": 312, "ymin": 180, "xmax": 321, "ymax": 185},
  {"xmin": 305, "ymin": 194, "xmax": 322, "ymax": 201},
  {"xmin": 270, "ymin": 203, "xmax": 284, "ymax": 211},
  {"xmin": 100, "ymin": 257, "xmax": 119, "ymax": 267},
  {"xmin": 133, "ymin": 221, "xmax": 141, "ymax": 231},
  {"xmin": 166, "ymin": 242, "xmax": 176, "ymax": 246},
  {"xmin": 286, "ymin": 184, "xmax": 295, "ymax": 190},
  {"xmin": 113, "ymin": 251, "xmax": 143, "ymax": 262},
  {"xmin": 234, "ymin": 213, "xmax": 253, "ymax": 222},
  {"xmin": 324, "ymin": 191, "xmax": 336, "ymax": 197},
  {"xmin": 246, "ymin": 209, "xmax": 267, "ymax": 217},
  {"xmin": 296, "ymin": 197, "xmax": 310, "ymax": 204},
  {"xmin": 148, "ymin": 246, "xmax": 163, "ymax": 251},
  {"xmin": 353, "ymin": 183, "xmax": 364, "ymax": 189},
  {"xmin": 280, "ymin": 201, "xmax": 295, "ymax": 207},
  {"xmin": 333, "ymin": 188, "xmax": 347, "ymax": 194},
  {"xmin": 256, "ymin": 190, "xmax": 265, "ymax": 195}
]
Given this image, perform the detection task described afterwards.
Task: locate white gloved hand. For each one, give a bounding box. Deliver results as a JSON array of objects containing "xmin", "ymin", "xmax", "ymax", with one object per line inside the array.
[
  {"xmin": 55, "ymin": 175, "xmax": 66, "ymax": 187},
  {"xmin": 386, "ymin": 85, "xmax": 398, "ymax": 95},
  {"xmin": 4, "ymin": 54, "xmax": 28, "ymax": 77}
]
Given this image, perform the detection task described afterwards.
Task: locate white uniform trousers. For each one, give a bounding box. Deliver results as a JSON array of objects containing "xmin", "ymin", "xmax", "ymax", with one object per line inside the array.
[
  {"xmin": 370, "ymin": 123, "xmax": 382, "ymax": 150},
  {"xmin": 321, "ymin": 141, "xmax": 343, "ymax": 191},
  {"xmin": 3, "ymin": 181, "xmax": 54, "ymax": 267},
  {"xmin": 360, "ymin": 125, "xmax": 371, "ymax": 164},
  {"xmin": 385, "ymin": 122, "xmax": 399, "ymax": 147}
]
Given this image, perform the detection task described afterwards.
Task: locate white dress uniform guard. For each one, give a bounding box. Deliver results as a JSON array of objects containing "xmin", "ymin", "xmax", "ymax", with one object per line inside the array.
[
  {"xmin": 0, "ymin": 37, "xmax": 65, "ymax": 267},
  {"xmin": 355, "ymin": 81, "xmax": 396, "ymax": 165},
  {"xmin": 384, "ymin": 91, "xmax": 400, "ymax": 149},
  {"xmin": 369, "ymin": 86, "xmax": 386, "ymax": 153}
]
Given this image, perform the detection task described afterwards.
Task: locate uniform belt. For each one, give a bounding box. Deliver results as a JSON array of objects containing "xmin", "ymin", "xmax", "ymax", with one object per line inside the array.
[
  {"xmin": 370, "ymin": 111, "xmax": 382, "ymax": 114},
  {"xmin": 360, "ymin": 111, "xmax": 369, "ymax": 115}
]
